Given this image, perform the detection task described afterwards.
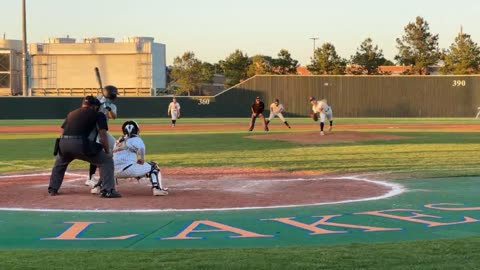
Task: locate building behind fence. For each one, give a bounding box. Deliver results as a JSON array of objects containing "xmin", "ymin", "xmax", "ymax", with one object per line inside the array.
[{"xmin": 29, "ymin": 36, "xmax": 166, "ymax": 96}]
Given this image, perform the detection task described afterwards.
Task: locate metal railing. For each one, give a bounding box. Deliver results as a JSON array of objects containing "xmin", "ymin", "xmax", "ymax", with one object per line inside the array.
[{"xmin": 31, "ymin": 88, "xmax": 153, "ymax": 96}]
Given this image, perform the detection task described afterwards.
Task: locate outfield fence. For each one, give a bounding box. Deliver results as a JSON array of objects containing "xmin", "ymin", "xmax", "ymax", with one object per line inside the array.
[{"xmin": 0, "ymin": 75, "xmax": 478, "ymax": 119}]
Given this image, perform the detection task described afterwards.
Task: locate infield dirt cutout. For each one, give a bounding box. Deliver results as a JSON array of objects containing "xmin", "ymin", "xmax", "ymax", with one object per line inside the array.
[
  {"xmin": 0, "ymin": 167, "xmax": 400, "ymax": 212},
  {"xmin": 0, "ymin": 125, "xmax": 408, "ymax": 211}
]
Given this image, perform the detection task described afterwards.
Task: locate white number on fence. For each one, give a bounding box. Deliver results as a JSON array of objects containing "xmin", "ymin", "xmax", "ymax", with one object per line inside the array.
[
  {"xmin": 198, "ymin": 99, "xmax": 210, "ymax": 105},
  {"xmin": 452, "ymin": 80, "xmax": 466, "ymax": 87}
]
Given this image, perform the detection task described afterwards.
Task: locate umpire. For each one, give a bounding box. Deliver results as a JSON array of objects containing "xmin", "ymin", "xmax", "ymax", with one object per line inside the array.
[
  {"xmin": 248, "ymin": 96, "xmax": 269, "ymax": 132},
  {"xmin": 48, "ymin": 95, "xmax": 121, "ymax": 198}
]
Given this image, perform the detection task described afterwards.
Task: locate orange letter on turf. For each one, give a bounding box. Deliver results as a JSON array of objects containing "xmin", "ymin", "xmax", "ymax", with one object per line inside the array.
[
  {"xmin": 357, "ymin": 209, "xmax": 478, "ymax": 227},
  {"xmin": 41, "ymin": 222, "xmax": 138, "ymax": 240},
  {"xmin": 425, "ymin": 203, "xmax": 480, "ymax": 211},
  {"xmin": 264, "ymin": 215, "xmax": 400, "ymax": 235},
  {"xmin": 162, "ymin": 220, "xmax": 273, "ymax": 240}
]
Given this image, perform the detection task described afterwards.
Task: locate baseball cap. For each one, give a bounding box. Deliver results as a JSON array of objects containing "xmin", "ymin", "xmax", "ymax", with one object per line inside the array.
[
  {"xmin": 82, "ymin": 95, "xmax": 101, "ymax": 107},
  {"xmin": 309, "ymin": 96, "xmax": 316, "ymax": 102},
  {"xmin": 255, "ymin": 96, "xmax": 260, "ymax": 99}
]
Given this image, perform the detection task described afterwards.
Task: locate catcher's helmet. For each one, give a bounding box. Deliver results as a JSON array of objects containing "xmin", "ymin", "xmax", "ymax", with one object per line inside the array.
[
  {"xmin": 122, "ymin": 120, "xmax": 140, "ymax": 137},
  {"xmin": 102, "ymin": 85, "xmax": 118, "ymax": 100},
  {"xmin": 82, "ymin": 95, "xmax": 101, "ymax": 107}
]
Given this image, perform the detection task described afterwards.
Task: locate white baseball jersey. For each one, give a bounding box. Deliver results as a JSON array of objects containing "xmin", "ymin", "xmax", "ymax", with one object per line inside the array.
[
  {"xmin": 270, "ymin": 103, "xmax": 284, "ymax": 114},
  {"xmin": 113, "ymin": 136, "xmax": 149, "ymax": 176},
  {"xmin": 312, "ymin": 101, "xmax": 332, "ymax": 115},
  {"xmin": 98, "ymin": 96, "xmax": 118, "ymax": 119},
  {"xmin": 268, "ymin": 102, "xmax": 286, "ymax": 122},
  {"xmin": 313, "ymin": 100, "xmax": 333, "ymax": 122},
  {"xmin": 92, "ymin": 96, "xmax": 117, "ymax": 151},
  {"xmin": 168, "ymin": 102, "xmax": 181, "ymax": 120}
]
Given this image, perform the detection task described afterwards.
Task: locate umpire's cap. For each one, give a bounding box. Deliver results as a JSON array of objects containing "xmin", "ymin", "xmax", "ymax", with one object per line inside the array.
[
  {"xmin": 82, "ymin": 95, "xmax": 101, "ymax": 107},
  {"xmin": 103, "ymin": 85, "xmax": 118, "ymax": 100}
]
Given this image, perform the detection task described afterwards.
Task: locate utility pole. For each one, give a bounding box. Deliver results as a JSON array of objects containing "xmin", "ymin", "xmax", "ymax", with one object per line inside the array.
[
  {"xmin": 22, "ymin": 0, "xmax": 28, "ymax": 96},
  {"xmin": 310, "ymin": 37, "xmax": 319, "ymax": 58}
]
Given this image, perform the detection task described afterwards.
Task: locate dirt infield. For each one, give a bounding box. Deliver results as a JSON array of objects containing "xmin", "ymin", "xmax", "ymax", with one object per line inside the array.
[{"xmin": 0, "ymin": 168, "xmax": 392, "ymax": 211}]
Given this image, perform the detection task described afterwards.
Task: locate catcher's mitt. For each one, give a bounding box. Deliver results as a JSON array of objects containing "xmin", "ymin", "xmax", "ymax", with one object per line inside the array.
[{"xmin": 310, "ymin": 112, "xmax": 319, "ymax": 121}]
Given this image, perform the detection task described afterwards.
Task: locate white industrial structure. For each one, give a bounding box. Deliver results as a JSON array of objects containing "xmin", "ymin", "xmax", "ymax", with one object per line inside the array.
[
  {"xmin": 29, "ymin": 36, "xmax": 166, "ymax": 96},
  {"xmin": 0, "ymin": 39, "xmax": 23, "ymax": 96}
]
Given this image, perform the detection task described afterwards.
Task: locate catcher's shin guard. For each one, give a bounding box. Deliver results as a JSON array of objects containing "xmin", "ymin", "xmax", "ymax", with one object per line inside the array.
[{"xmin": 147, "ymin": 162, "xmax": 165, "ymax": 190}]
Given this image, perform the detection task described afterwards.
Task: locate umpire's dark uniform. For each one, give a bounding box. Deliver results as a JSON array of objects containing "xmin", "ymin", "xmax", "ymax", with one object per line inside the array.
[
  {"xmin": 249, "ymin": 96, "xmax": 268, "ymax": 131},
  {"xmin": 48, "ymin": 96, "xmax": 121, "ymax": 198}
]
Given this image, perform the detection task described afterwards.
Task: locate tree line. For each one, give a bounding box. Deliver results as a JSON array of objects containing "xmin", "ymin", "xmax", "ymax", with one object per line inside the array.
[{"xmin": 168, "ymin": 16, "xmax": 480, "ymax": 96}]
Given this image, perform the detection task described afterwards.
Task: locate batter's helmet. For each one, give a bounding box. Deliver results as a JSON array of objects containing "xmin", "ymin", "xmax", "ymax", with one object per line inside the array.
[
  {"xmin": 122, "ymin": 120, "xmax": 140, "ymax": 137},
  {"xmin": 103, "ymin": 85, "xmax": 118, "ymax": 100},
  {"xmin": 82, "ymin": 95, "xmax": 101, "ymax": 107}
]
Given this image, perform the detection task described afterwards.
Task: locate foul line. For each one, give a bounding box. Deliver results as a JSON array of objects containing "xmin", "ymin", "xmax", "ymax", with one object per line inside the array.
[{"xmin": 0, "ymin": 172, "xmax": 405, "ymax": 213}]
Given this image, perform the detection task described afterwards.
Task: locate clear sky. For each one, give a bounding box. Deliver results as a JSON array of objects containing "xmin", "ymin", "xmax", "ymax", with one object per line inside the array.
[{"xmin": 2, "ymin": 0, "xmax": 479, "ymax": 65}]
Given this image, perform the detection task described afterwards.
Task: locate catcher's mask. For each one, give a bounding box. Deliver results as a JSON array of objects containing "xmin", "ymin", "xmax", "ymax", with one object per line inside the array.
[
  {"xmin": 103, "ymin": 85, "xmax": 118, "ymax": 100},
  {"xmin": 122, "ymin": 120, "xmax": 140, "ymax": 137}
]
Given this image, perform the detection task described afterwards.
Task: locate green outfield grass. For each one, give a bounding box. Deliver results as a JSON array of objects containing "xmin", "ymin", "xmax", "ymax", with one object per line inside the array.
[
  {"xmin": 1, "ymin": 237, "xmax": 480, "ymax": 270},
  {"xmin": 0, "ymin": 118, "xmax": 479, "ymax": 269}
]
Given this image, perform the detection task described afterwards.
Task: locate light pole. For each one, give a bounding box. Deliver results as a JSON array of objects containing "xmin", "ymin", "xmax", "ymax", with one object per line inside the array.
[
  {"xmin": 310, "ymin": 37, "xmax": 319, "ymax": 58},
  {"xmin": 22, "ymin": 0, "xmax": 28, "ymax": 96}
]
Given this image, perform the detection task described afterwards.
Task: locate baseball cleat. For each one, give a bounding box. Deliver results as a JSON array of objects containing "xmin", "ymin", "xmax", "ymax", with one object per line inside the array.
[
  {"xmin": 100, "ymin": 189, "xmax": 122, "ymax": 198},
  {"xmin": 320, "ymin": 131, "xmax": 325, "ymax": 136},
  {"xmin": 48, "ymin": 189, "xmax": 59, "ymax": 196},
  {"xmin": 90, "ymin": 186, "xmax": 101, "ymax": 195},
  {"xmin": 153, "ymin": 188, "xmax": 169, "ymax": 196},
  {"xmin": 85, "ymin": 176, "xmax": 97, "ymax": 188}
]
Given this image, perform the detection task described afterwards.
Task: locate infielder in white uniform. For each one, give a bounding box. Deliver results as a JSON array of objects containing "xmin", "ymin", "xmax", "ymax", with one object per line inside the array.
[
  {"xmin": 85, "ymin": 85, "xmax": 118, "ymax": 187},
  {"xmin": 91, "ymin": 120, "xmax": 168, "ymax": 196},
  {"xmin": 309, "ymin": 97, "xmax": 333, "ymax": 136},
  {"xmin": 266, "ymin": 98, "xmax": 291, "ymax": 129},
  {"xmin": 167, "ymin": 97, "xmax": 181, "ymax": 127}
]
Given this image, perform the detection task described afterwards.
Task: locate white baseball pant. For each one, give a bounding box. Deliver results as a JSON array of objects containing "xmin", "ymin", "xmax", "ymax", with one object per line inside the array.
[
  {"xmin": 268, "ymin": 112, "xmax": 286, "ymax": 122},
  {"xmin": 171, "ymin": 111, "xmax": 179, "ymax": 120},
  {"xmin": 320, "ymin": 109, "xmax": 333, "ymax": 122},
  {"xmin": 115, "ymin": 163, "xmax": 165, "ymax": 190}
]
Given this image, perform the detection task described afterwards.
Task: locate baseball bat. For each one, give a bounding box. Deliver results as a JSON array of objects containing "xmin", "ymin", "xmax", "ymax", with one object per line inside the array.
[{"xmin": 94, "ymin": 67, "xmax": 103, "ymax": 90}]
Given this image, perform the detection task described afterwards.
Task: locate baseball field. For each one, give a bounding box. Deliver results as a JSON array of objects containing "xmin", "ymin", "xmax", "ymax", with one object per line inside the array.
[{"xmin": 1, "ymin": 117, "xmax": 480, "ymax": 269}]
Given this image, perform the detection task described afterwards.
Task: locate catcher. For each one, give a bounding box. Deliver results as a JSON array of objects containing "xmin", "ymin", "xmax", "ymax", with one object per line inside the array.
[
  {"xmin": 309, "ymin": 97, "xmax": 333, "ymax": 136},
  {"xmin": 91, "ymin": 120, "xmax": 169, "ymax": 196}
]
